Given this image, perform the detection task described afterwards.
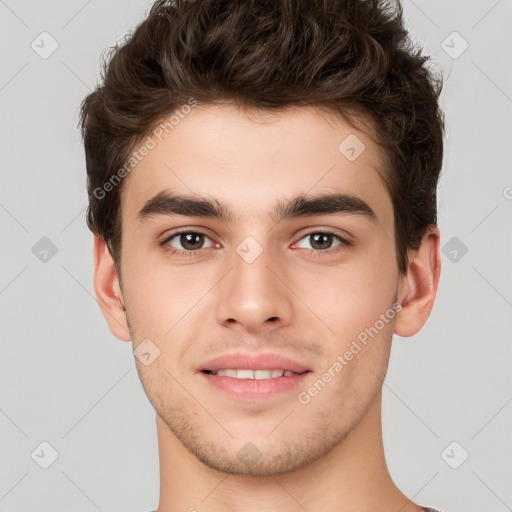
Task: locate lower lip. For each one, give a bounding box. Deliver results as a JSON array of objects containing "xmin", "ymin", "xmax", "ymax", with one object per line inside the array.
[{"xmin": 200, "ymin": 371, "xmax": 311, "ymax": 399}]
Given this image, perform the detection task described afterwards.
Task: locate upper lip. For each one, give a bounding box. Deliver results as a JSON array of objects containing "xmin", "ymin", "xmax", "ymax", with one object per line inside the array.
[{"xmin": 200, "ymin": 352, "xmax": 310, "ymax": 373}]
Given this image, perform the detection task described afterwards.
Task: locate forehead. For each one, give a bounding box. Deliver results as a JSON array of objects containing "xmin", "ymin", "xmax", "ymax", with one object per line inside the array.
[{"xmin": 120, "ymin": 103, "xmax": 392, "ymax": 226}]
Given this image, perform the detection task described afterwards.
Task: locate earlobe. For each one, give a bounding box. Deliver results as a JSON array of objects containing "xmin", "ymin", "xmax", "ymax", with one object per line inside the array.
[
  {"xmin": 92, "ymin": 235, "xmax": 132, "ymax": 342},
  {"xmin": 393, "ymin": 226, "xmax": 441, "ymax": 337}
]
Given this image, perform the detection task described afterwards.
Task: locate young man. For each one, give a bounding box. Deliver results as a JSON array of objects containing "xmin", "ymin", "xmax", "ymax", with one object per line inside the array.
[{"xmin": 80, "ymin": 0, "xmax": 445, "ymax": 510}]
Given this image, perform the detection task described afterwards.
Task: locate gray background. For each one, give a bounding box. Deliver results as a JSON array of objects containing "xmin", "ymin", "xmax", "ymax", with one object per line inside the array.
[{"xmin": 1, "ymin": 0, "xmax": 511, "ymax": 511}]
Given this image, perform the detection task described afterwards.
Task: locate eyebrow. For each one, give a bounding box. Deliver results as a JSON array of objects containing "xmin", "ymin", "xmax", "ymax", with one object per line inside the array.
[{"xmin": 137, "ymin": 191, "xmax": 377, "ymax": 224}]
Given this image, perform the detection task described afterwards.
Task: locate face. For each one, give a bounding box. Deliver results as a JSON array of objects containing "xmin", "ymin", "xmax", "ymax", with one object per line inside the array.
[{"xmin": 115, "ymin": 103, "xmax": 404, "ymax": 476}]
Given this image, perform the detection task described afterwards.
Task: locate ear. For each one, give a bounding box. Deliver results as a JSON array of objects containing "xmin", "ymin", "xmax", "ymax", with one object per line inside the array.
[
  {"xmin": 92, "ymin": 235, "xmax": 132, "ymax": 342},
  {"xmin": 394, "ymin": 226, "xmax": 441, "ymax": 337}
]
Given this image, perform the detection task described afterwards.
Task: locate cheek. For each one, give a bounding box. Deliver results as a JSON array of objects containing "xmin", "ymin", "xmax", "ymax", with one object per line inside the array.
[
  {"xmin": 290, "ymin": 246, "xmax": 398, "ymax": 342},
  {"xmin": 121, "ymin": 254, "xmax": 174, "ymax": 334},
  {"xmin": 121, "ymin": 248, "xmax": 216, "ymax": 342}
]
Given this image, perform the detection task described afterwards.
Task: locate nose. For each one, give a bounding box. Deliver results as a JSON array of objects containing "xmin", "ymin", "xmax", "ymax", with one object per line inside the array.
[{"xmin": 215, "ymin": 237, "xmax": 293, "ymax": 334}]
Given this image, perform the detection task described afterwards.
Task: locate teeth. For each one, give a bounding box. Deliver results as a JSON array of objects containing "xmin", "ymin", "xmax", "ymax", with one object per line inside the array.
[
  {"xmin": 236, "ymin": 369, "xmax": 254, "ymax": 379},
  {"xmin": 212, "ymin": 369, "xmax": 298, "ymax": 379}
]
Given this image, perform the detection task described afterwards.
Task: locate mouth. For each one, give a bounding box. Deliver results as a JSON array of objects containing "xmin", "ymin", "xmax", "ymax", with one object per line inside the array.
[
  {"xmin": 202, "ymin": 368, "xmax": 308, "ymax": 379},
  {"xmin": 198, "ymin": 351, "xmax": 312, "ymax": 399},
  {"xmin": 200, "ymin": 369, "xmax": 311, "ymax": 399}
]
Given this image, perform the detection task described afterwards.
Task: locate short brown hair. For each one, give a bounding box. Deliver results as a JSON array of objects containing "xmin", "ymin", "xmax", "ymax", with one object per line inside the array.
[{"xmin": 79, "ymin": 0, "xmax": 445, "ymax": 275}]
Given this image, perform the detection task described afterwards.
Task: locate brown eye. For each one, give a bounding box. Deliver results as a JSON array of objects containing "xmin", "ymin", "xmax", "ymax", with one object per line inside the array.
[
  {"xmin": 162, "ymin": 231, "xmax": 214, "ymax": 254},
  {"xmin": 178, "ymin": 232, "xmax": 205, "ymax": 250},
  {"xmin": 309, "ymin": 233, "xmax": 335, "ymax": 250},
  {"xmin": 294, "ymin": 231, "xmax": 352, "ymax": 257},
  {"xmin": 296, "ymin": 232, "xmax": 344, "ymax": 250}
]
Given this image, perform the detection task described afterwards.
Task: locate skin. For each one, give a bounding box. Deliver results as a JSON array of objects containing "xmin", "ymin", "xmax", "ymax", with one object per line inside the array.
[{"xmin": 93, "ymin": 103, "xmax": 441, "ymax": 512}]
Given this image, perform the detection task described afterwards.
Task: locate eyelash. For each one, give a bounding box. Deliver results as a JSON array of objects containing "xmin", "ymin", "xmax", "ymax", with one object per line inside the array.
[{"xmin": 160, "ymin": 228, "xmax": 352, "ymax": 258}]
